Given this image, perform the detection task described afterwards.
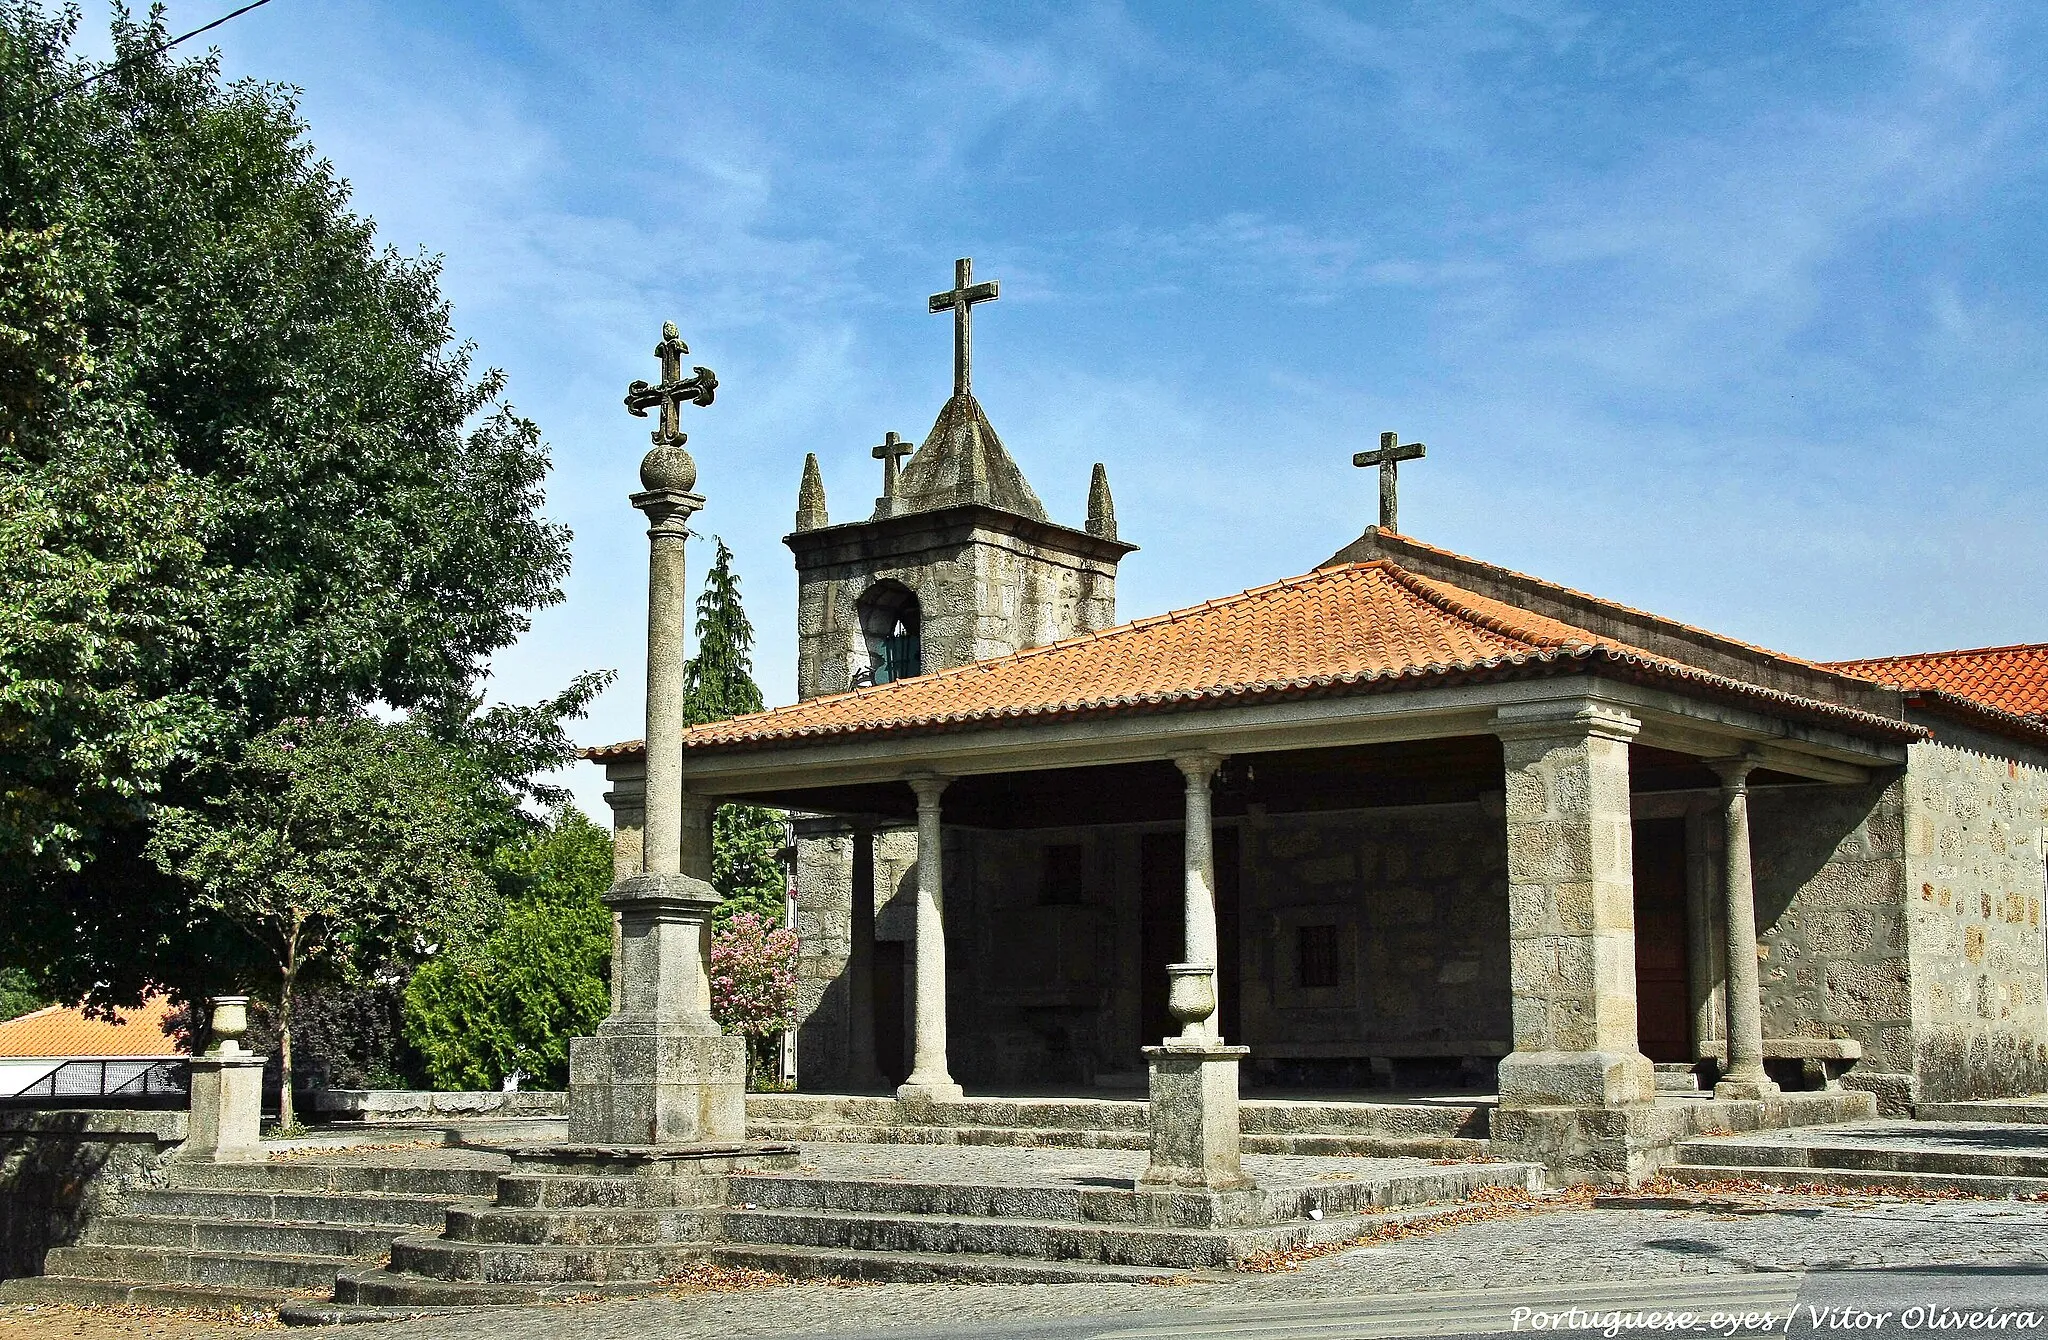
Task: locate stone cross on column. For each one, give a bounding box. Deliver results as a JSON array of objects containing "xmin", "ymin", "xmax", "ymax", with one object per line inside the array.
[
  {"xmin": 928, "ymin": 258, "xmax": 999, "ymax": 398},
  {"xmin": 1352, "ymin": 430, "xmax": 1426, "ymax": 533},
  {"xmin": 872, "ymin": 430, "xmax": 913, "ymax": 516},
  {"xmin": 624, "ymin": 321, "xmax": 718, "ymax": 447}
]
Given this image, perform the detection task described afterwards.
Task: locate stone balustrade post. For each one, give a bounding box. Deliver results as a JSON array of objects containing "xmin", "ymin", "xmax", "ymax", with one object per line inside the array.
[
  {"xmin": 1709, "ymin": 757, "xmax": 1779, "ymax": 1100},
  {"xmin": 898, "ymin": 775, "xmax": 963, "ymax": 1102},
  {"xmin": 178, "ymin": 996, "xmax": 265, "ymax": 1164}
]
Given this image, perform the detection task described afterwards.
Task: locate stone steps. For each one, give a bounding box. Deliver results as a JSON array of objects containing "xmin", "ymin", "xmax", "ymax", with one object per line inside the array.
[
  {"xmin": 0, "ymin": 1148, "xmax": 513, "ymax": 1317},
  {"xmin": 1663, "ymin": 1164, "xmax": 2048, "ymax": 1199},
  {"xmin": 77, "ymin": 1214, "xmax": 405, "ymax": 1258},
  {"xmin": 442, "ymin": 1204, "xmax": 715, "ymax": 1246},
  {"xmin": 697, "ymin": 1240, "xmax": 1190, "ymax": 1284},
  {"xmin": 37, "ymin": 1242, "xmax": 363, "ymax": 1292},
  {"xmin": 385, "ymin": 1231, "xmax": 706, "ymax": 1284},
  {"xmin": 1676, "ymin": 1134, "xmax": 2048, "ymax": 1179},
  {"xmin": 329, "ymin": 1264, "xmax": 669, "ymax": 1308}
]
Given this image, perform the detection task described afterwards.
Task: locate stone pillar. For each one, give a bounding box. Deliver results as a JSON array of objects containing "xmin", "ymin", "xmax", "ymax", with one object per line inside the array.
[
  {"xmin": 1494, "ymin": 702, "xmax": 1655, "ymax": 1109},
  {"xmin": 1139, "ymin": 752, "xmax": 1254, "ymax": 1196},
  {"xmin": 846, "ymin": 822, "xmax": 886, "ymax": 1090},
  {"xmin": 898, "ymin": 775, "xmax": 963, "ymax": 1101},
  {"xmin": 1683, "ymin": 805, "xmax": 1725, "ymax": 1061},
  {"xmin": 178, "ymin": 997, "xmax": 265, "ymax": 1164},
  {"xmin": 602, "ymin": 764, "xmax": 646, "ymax": 1006},
  {"xmin": 566, "ymin": 446, "xmax": 746, "ymax": 1147},
  {"xmin": 1710, "ymin": 758, "xmax": 1778, "ymax": 1100}
]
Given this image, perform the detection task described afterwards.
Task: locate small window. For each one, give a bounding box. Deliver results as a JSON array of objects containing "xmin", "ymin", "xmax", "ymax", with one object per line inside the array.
[
  {"xmin": 1296, "ymin": 924, "xmax": 1340, "ymax": 990},
  {"xmin": 1042, "ymin": 844, "xmax": 1085, "ymax": 904},
  {"xmin": 857, "ymin": 581, "xmax": 923, "ymax": 685}
]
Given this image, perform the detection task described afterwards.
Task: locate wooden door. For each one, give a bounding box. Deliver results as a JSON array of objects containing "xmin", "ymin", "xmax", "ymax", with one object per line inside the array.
[{"xmin": 1632, "ymin": 817, "xmax": 1692, "ymax": 1063}]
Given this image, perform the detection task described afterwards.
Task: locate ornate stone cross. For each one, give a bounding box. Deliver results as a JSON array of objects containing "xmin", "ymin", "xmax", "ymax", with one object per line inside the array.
[
  {"xmin": 872, "ymin": 430, "xmax": 913, "ymax": 503},
  {"xmin": 623, "ymin": 321, "xmax": 718, "ymax": 446},
  {"xmin": 1353, "ymin": 431, "xmax": 1426, "ymax": 533},
  {"xmin": 928, "ymin": 257, "xmax": 999, "ymax": 398}
]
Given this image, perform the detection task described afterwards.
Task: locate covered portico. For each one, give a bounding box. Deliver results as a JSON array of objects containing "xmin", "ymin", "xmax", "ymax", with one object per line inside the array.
[{"xmin": 591, "ymin": 550, "xmax": 1918, "ymax": 1179}]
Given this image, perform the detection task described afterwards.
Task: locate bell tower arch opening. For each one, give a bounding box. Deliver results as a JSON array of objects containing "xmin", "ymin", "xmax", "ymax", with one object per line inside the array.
[{"xmin": 858, "ymin": 580, "xmax": 923, "ymax": 686}]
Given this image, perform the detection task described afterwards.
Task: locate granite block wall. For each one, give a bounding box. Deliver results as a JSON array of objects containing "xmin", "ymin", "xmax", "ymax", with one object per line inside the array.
[{"xmin": 1900, "ymin": 741, "xmax": 2048, "ymax": 1103}]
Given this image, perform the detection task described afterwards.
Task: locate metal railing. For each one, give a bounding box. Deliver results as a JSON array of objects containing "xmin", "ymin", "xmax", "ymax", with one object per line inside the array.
[{"xmin": 0, "ymin": 1056, "xmax": 190, "ymax": 1105}]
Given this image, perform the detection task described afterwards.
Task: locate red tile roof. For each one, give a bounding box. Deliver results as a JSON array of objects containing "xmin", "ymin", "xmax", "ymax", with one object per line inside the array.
[
  {"xmin": 1828, "ymin": 644, "xmax": 2048, "ymax": 721},
  {"xmin": 0, "ymin": 993, "xmax": 182, "ymax": 1058},
  {"xmin": 584, "ymin": 560, "xmax": 1925, "ymax": 761}
]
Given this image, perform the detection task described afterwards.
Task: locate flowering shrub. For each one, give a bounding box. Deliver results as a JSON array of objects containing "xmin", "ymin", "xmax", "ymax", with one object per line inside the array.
[{"xmin": 708, "ymin": 911, "xmax": 798, "ymax": 1087}]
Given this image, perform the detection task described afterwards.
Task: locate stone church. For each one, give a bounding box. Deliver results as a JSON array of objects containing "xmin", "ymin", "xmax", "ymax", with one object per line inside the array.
[{"xmin": 588, "ymin": 261, "xmax": 2048, "ymax": 1138}]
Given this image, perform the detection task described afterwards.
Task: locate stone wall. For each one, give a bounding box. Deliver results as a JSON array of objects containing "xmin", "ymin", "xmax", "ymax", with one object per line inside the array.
[
  {"xmin": 1238, "ymin": 803, "xmax": 1510, "ymax": 1081},
  {"xmin": 0, "ymin": 1111, "xmax": 182, "ymax": 1279},
  {"xmin": 790, "ymin": 823, "xmax": 917, "ymax": 1089},
  {"xmin": 1748, "ymin": 777, "xmax": 1913, "ymax": 1104},
  {"xmin": 1900, "ymin": 741, "xmax": 2048, "ymax": 1103}
]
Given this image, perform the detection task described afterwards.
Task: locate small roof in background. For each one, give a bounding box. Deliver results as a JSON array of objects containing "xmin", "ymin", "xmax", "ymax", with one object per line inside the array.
[
  {"xmin": 1829, "ymin": 643, "xmax": 2048, "ymax": 721},
  {"xmin": 0, "ymin": 993, "xmax": 182, "ymax": 1058}
]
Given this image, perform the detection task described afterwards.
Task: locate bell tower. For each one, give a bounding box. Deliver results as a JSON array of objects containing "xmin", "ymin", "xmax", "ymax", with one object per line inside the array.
[{"xmin": 786, "ymin": 258, "xmax": 1135, "ymax": 700}]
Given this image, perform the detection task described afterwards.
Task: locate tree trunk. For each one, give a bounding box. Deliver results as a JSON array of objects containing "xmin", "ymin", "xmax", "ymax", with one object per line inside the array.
[{"xmin": 278, "ymin": 926, "xmax": 300, "ymax": 1131}]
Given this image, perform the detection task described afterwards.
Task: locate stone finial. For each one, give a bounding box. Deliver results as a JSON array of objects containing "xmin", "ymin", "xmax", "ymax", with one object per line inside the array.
[
  {"xmin": 795, "ymin": 452, "xmax": 828, "ymax": 532},
  {"xmin": 1086, "ymin": 462, "xmax": 1117, "ymax": 541}
]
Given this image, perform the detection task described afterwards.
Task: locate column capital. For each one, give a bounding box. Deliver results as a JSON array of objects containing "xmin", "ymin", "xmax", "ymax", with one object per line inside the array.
[
  {"xmin": 1706, "ymin": 754, "xmax": 1760, "ymax": 789},
  {"xmin": 630, "ymin": 486, "xmax": 705, "ymax": 538},
  {"xmin": 1493, "ymin": 699, "xmax": 1640, "ymax": 744},
  {"xmin": 1173, "ymin": 751, "xmax": 1225, "ymax": 784},
  {"xmin": 905, "ymin": 773, "xmax": 950, "ymax": 806}
]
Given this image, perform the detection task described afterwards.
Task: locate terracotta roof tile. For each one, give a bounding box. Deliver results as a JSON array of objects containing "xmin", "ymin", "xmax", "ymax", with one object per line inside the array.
[
  {"xmin": 0, "ymin": 993, "xmax": 182, "ymax": 1058},
  {"xmin": 1827, "ymin": 643, "xmax": 2048, "ymax": 721},
  {"xmin": 584, "ymin": 560, "xmax": 1924, "ymax": 760}
]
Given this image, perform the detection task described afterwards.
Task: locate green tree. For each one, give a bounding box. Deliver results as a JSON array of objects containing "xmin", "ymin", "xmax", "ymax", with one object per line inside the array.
[
  {"xmin": 146, "ymin": 715, "xmax": 507, "ymax": 1127},
  {"xmin": 403, "ymin": 809, "xmax": 615, "ymax": 1090},
  {"xmin": 0, "ymin": 6, "xmax": 576, "ymax": 1012},
  {"xmin": 684, "ymin": 539, "xmax": 786, "ymax": 924}
]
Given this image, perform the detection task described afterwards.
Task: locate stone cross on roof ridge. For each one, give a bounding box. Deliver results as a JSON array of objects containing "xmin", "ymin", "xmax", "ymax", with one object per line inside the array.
[
  {"xmin": 929, "ymin": 258, "xmax": 999, "ymax": 399},
  {"xmin": 623, "ymin": 320, "xmax": 718, "ymax": 447},
  {"xmin": 1352, "ymin": 430, "xmax": 1426, "ymax": 534},
  {"xmin": 873, "ymin": 430, "xmax": 912, "ymax": 509}
]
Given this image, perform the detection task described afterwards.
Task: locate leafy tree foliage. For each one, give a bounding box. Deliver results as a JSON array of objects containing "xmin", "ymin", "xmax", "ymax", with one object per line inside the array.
[
  {"xmin": 684, "ymin": 538, "xmax": 786, "ymax": 924},
  {"xmin": 0, "ymin": 5, "xmax": 576, "ymax": 1011},
  {"xmin": 403, "ymin": 809, "xmax": 615, "ymax": 1090},
  {"xmin": 146, "ymin": 715, "xmax": 507, "ymax": 1125},
  {"xmin": 0, "ymin": 965, "xmax": 50, "ymax": 1022}
]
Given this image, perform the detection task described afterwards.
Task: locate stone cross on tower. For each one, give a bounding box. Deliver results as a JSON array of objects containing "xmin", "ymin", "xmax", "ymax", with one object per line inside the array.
[
  {"xmin": 928, "ymin": 257, "xmax": 999, "ymax": 398},
  {"xmin": 1352, "ymin": 431, "xmax": 1426, "ymax": 534},
  {"xmin": 872, "ymin": 430, "xmax": 913, "ymax": 512},
  {"xmin": 623, "ymin": 321, "xmax": 718, "ymax": 446}
]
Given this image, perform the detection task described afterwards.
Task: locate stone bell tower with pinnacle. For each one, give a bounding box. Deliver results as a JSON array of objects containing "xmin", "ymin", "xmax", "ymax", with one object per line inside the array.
[
  {"xmin": 785, "ymin": 259, "xmax": 1138, "ymax": 1092},
  {"xmin": 787, "ymin": 257, "xmax": 1137, "ymax": 699}
]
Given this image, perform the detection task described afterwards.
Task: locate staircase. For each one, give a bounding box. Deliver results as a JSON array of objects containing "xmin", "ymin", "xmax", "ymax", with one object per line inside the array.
[
  {"xmin": 0, "ymin": 1147, "xmax": 509, "ymax": 1312},
  {"xmin": 326, "ymin": 1144, "xmax": 1543, "ymax": 1307},
  {"xmin": 1664, "ymin": 1120, "xmax": 2048, "ymax": 1197}
]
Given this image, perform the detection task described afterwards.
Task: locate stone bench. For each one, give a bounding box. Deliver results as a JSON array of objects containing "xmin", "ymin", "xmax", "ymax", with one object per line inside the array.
[{"xmin": 1697, "ymin": 1039, "xmax": 1862, "ymax": 1090}]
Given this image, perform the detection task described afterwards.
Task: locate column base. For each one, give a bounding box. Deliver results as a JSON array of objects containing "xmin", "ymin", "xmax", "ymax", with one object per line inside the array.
[
  {"xmin": 1713, "ymin": 1072, "xmax": 1782, "ymax": 1101},
  {"xmin": 895, "ymin": 1079, "xmax": 965, "ymax": 1103},
  {"xmin": 177, "ymin": 1054, "xmax": 267, "ymax": 1163},
  {"xmin": 1498, "ymin": 1049, "xmax": 1655, "ymax": 1108},
  {"xmin": 1139, "ymin": 1043, "xmax": 1254, "ymax": 1192},
  {"xmin": 568, "ymin": 1028, "xmax": 746, "ymax": 1146}
]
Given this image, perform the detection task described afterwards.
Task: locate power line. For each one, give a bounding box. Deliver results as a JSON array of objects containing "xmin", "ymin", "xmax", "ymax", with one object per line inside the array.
[{"xmin": 29, "ymin": 0, "xmax": 282, "ymax": 112}]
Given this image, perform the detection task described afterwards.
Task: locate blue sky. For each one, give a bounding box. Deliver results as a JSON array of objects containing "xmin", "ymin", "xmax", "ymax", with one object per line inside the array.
[{"xmin": 77, "ymin": 1, "xmax": 2048, "ymax": 815}]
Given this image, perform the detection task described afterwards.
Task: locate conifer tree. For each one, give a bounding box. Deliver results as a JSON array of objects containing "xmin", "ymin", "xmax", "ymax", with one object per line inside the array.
[{"xmin": 683, "ymin": 540, "xmax": 785, "ymax": 924}]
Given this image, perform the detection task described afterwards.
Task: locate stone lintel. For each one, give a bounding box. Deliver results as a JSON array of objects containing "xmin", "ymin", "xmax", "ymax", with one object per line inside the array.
[{"xmin": 1494, "ymin": 698, "xmax": 1641, "ymax": 743}]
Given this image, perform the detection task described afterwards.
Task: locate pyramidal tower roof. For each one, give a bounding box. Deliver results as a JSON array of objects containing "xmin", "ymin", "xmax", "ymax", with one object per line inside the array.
[{"xmin": 890, "ymin": 391, "xmax": 1049, "ymax": 521}]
